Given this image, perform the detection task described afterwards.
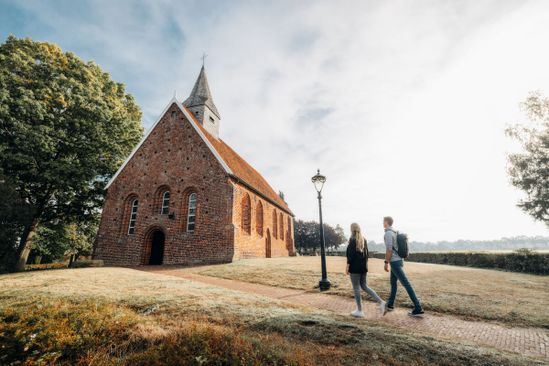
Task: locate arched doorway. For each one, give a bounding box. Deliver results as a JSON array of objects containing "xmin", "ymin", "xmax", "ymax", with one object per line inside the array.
[
  {"xmin": 148, "ymin": 230, "xmax": 165, "ymax": 265},
  {"xmin": 265, "ymin": 228, "xmax": 272, "ymax": 258}
]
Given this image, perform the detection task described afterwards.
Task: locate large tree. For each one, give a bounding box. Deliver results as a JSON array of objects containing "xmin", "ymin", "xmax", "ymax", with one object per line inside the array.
[
  {"xmin": 293, "ymin": 220, "xmax": 346, "ymax": 254},
  {"xmin": 0, "ymin": 36, "xmax": 143, "ymax": 271},
  {"xmin": 506, "ymin": 92, "xmax": 549, "ymax": 227}
]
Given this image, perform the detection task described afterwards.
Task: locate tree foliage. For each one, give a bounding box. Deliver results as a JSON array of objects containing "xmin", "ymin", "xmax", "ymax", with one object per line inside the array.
[
  {"xmin": 506, "ymin": 92, "xmax": 549, "ymax": 226},
  {"xmin": 293, "ymin": 220, "xmax": 346, "ymax": 254},
  {"xmin": 31, "ymin": 218, "xmax": 97, "ymax": 264},
  {"xmin": 0, "ymin": 36, "xmax": 143, "ymax": 270}
]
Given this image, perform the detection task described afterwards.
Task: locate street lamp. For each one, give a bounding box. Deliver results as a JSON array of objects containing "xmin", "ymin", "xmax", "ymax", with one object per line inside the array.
[{"xmin": 312, "ymin": 169, "xmax": 331, "ymax": 291}]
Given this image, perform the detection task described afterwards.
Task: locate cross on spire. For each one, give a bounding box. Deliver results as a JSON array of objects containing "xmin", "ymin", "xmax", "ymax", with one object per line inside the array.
[{"xmin": 201, "ymin": 52, "xmax": 208, "ymax": 67}]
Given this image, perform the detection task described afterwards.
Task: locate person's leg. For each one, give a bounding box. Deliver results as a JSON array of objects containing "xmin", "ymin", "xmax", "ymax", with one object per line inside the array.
[
  {"xmin": 387, "ymin": 263, "xmax": 398, "ymax": 308},
  {"xmin": 349, "ymin": 273, "xmax": 363, "ymax": 311},
  {"xmin": 359, "ymin": 273, "xmax": 382, "ymax": 303},
  {"xmin": 391, "ymin": 261, "xmax": 422, "ymax": 311}
]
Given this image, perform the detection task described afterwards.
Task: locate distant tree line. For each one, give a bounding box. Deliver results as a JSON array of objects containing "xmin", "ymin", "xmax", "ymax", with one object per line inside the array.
[
  {"xmin": 364, "ymin": 236, "xmax": 549, "ymax": 253},
  {"xmin": 293, "ymin": 220, "xmax": 346, "ymax": 255}
]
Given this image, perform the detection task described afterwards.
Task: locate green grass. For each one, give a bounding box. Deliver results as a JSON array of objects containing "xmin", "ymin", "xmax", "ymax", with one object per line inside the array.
[
  {"xmin": 193, "ymin": 256, "xmax": 549, "ymax": 328},
  {"xmin": 0, "ymin": 267, "xmax": 543, "ymax": 366}
]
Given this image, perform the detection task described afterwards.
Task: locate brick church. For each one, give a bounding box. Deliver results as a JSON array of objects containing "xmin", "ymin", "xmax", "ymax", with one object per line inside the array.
[{"xmin": 94, "ymin": 66, "xmax": 295, "ymax": 266}]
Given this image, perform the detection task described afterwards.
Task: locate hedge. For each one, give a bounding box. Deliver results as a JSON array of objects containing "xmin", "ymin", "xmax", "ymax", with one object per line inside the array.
[
  {"xmin": 371, "ymin": 251, "xmax": 549, "ymax": 275},
  {"xmin": 70, "ymin": 259, "xmax": 104, "ymax": 268}
]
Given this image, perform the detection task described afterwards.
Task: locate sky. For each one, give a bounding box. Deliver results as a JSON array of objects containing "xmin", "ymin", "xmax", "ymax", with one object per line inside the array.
[{"xmin": 1, "ymin": 0, "xmax": 548, "ymax": 243}]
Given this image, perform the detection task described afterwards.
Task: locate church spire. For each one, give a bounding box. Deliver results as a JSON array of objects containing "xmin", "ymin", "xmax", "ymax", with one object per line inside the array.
[
  {"xmin": 183, "ymin": 65, "xmax": 221, "ymax": 138},
  {"xmin": 183, "ymin": 65, "xmax": 220, "ymax": 119}
]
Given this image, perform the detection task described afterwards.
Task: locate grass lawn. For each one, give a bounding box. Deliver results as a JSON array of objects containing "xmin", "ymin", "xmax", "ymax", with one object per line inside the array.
[
  {"xmin": 0, "ymin": 268, "xmax": 543, "ymax": 366},
  {"xmin": 193, "ymin": 256, "xmax": 549, "ymax": 329}
]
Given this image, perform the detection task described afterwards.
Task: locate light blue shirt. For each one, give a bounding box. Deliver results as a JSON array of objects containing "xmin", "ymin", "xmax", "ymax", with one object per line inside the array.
[{"xmin": 384, "ymin": 227, "xmax": 402, "ymax": 262}]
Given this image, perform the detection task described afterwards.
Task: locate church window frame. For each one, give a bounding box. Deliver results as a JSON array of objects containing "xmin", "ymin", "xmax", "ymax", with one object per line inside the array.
[
  {"xmin": 186, "ymin": 192, "xmax": 198, "ymax": 233},
  {"xmin": 128, "ymin": 199, "xmax": 139, "ymax": 235},
  {"xmin": 161, "ymin": 191, "xmax": 170, "ymax": 215},
  {"xmin": 241, "ymin": 193, "xmax": 251, "ymax": 235},
  {"xmin": 279, "ymin": 212, "xmax": 284, "ymax": 241},
  {"xmin": 272, "ymin": 209, "xmax": 278, "ymax": 239},
  {"xmin": 256, "ymin": 200, "xmax": 264, "ymax": 237}
]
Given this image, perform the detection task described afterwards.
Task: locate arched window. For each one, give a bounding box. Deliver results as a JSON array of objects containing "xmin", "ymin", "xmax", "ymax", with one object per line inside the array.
[
  {"xmin": 256, "ymin": 201, "xmax": 263, "ymax": 236},
  {"xmin": 287, "ymin": 217, "xmax": 292, "ymax": 238},
  {"xmin": 241, "ymin": 194, "xmax": 251, "ymax": 234},
  {"xmin": 161, "ymin": 191, "xmax": 170, "ymax": 215},
  {"xmin": 128, "ymin": 199, "xmax": 139, "ymax": 235},
  {"xmin": 187, "ymin": 193, "xmax": 197, "ymax": 232},
  {"xmin": 272, "ymin": 209, "xmax": 278, "ymax": 239},
  {"xmin": 279, "ymin": 212, "xmax": 284, "ymax": 240}
]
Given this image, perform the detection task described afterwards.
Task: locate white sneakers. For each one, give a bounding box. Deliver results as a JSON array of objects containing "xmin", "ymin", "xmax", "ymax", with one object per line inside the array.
[
  {"xmin": 351, "ymin": 302, "xmax": 388, "ymax": 319},
  {"xmin": 379, "ymin": 301, "xmax": 387, "ymax": 316},
  {"xmin": 351, "ymin": 309, "xmax": 365, "ymax": 318}
]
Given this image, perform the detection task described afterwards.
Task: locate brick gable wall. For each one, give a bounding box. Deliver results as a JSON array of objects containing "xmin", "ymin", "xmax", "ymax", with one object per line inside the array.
[{"xmin": 94, "ymin": 103, "xmax": 234, "ymax": 266}]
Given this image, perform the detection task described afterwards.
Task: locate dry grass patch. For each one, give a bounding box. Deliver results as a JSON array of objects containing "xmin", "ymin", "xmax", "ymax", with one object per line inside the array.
[
  {"xmin": 194, "ymin": 256, "xmax": 549, "ymax": 328},
  {"xmin": 0, "ymin": 268, "xmax": 543, "ymax": 366}
]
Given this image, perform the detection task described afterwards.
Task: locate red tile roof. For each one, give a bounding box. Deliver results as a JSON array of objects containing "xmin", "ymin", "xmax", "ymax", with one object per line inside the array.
[{"xmin": 185, "ymin": 107, "xmax": 292, "ymax": 215}]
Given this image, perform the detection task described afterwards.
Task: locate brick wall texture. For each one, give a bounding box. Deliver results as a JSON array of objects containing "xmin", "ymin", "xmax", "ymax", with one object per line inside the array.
[{"xmin": 94, "ymin": 103, "xmax": 295, "ymax": 266}]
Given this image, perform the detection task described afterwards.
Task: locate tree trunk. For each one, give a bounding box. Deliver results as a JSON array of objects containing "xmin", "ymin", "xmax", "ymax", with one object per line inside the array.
[{"xmin": 15, "ymin": 218, "xmax": 39, "ymax": 272}]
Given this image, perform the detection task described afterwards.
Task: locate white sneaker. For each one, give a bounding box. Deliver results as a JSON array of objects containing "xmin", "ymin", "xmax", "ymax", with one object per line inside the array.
[
  {"xmin": 351, "ymin": 310, "xmax": 365, "ymax": 318},
  {"xmin": 379, "ymin": 301, "xmax": 387, "ymax": 316}
]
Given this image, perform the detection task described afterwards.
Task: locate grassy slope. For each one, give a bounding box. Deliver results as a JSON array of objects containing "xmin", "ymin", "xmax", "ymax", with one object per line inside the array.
[
  {"xmin": 0, "ymin": 268, "xmax": 543, "ymax": 366},
  {"xmin": 194, "ymin": 256, "xmax": 549, "ymax": 328}
]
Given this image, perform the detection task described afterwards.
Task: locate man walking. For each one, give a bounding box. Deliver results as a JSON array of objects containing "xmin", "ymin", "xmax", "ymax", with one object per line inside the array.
[{"xmin": 383, "ymin": 216, "xmax": 424, "ymax": 316}]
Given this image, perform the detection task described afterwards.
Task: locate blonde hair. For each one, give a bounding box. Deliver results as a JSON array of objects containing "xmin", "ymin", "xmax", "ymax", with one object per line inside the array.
[{"xmin": 350, "ymin": 223, "xmax": 365, "ymax": 252}]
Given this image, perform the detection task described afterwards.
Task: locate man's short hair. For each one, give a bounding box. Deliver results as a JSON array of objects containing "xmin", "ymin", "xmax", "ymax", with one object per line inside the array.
[{"xmin": 384, "ymin": 216, "xmax": 394, "ymax": 226}]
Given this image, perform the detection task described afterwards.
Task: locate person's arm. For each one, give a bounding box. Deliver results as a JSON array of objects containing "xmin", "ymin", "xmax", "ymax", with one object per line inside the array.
[
  {"xmin": 384, "ymin": 231, "xmax": 392, "ymax": 272},
  {"xmin": 346, "ymin": 240, "xmax": 354, "ymax": 275}
]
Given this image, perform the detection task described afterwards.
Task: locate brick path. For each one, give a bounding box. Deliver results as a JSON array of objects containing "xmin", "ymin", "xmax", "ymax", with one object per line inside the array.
[{"xmin": 140, "ymin": 267, "xmax": 549, "ymax": 360}]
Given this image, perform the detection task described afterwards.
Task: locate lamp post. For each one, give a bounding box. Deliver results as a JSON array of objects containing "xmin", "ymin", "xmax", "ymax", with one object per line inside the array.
[{"xmin": 312, "ymin": 169, "xmax": 331, "ymax": 291}]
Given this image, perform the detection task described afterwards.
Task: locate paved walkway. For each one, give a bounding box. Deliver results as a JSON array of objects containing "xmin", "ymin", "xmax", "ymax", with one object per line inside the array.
[{"xmin": 140, "ymin": 267, "xmax": 549, "ymax": 360}]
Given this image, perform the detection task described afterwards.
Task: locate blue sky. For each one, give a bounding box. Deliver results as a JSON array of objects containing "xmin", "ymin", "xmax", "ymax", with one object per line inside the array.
[{"xmin": 1, "ymin": 0, "xmax": 548, "ymax": 242}]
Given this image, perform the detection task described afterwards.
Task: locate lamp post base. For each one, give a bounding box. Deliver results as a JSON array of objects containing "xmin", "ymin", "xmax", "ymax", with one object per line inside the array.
[{"xmin": 319, "ymin": 278, "xmax": 331, "ymax": 291}]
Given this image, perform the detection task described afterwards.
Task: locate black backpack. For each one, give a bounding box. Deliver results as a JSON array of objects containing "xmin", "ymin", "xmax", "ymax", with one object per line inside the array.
[{"xmin": 392, "ymin": 230, "xmax": 409, "ymax": 259}]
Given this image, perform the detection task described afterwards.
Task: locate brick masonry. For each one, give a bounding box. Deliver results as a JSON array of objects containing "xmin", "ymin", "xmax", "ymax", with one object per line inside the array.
[{"xmin": 94, "ymin": 103, "xmax": 294, "ymax": 266}]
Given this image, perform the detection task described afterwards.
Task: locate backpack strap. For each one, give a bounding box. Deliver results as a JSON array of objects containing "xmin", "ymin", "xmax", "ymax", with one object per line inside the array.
[{"xmin": 387, "ymin": 229, "xmax": 398, "ymax": 252}]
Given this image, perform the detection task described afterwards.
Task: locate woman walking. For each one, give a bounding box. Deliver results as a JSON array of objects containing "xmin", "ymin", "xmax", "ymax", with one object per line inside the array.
[{"xmin": 346, "ymin": 223, "xmax": 387, "ymax": 318}]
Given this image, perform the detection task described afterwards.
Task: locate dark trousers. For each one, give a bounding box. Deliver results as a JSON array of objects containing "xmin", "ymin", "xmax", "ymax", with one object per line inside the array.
[{"xmin": 387, "ymin": 260, "xmax": 422, "ymax": 310}]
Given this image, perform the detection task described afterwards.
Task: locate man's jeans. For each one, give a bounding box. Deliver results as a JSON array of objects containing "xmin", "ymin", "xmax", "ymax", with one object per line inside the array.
[{"xmin": 387, "ymin": 260, "xmax": 422, "ymax": 311}]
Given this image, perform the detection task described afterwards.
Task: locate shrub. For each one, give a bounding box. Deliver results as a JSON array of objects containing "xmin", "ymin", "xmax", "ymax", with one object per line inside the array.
[
  {"xmin": 25, "ymin": 262, "xmax": 68, "ymax": 271},
  {"xmin": 70, "ymin": 259, "xmax": 104, "ymax": 268},
  {"xmin": 372, "ymin": 251, "xmax": 549, "ymax": 275}
]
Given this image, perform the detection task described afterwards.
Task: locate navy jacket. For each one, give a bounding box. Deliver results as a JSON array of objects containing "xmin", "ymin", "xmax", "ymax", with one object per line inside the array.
[{"xmin": 346, "ymin": 237, "xmax": 369, "ymax": 274}]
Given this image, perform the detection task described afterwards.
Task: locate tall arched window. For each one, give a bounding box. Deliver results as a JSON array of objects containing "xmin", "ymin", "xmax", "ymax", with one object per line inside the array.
[
  {"xmin": 128, "ymin": 199, "xmax": 139, "ymax": 234},
  {"xmin": 272, "ymin": 209, "xmax": 278, "ymax": 239},
  {"xmin": 187, "ymin": 193, "xmax": 197, "ymax": 232},
  {"xmin": 256, "ymin": 201, "xmax": 263, "ymax": 236},
  {"xmin": 287, "ymin": 217, "xmax": 292, "ymax": 239},
  {"xmin": 161, "ymin": 191, "xmax": 170, "ymax": 214},
  {"xmin": 241, "ymin": 194, "xmax": 251, "ymax": 234},
  {"xmin": 279, "ymin": 212, "xmax": 284, "ymax": 240}
]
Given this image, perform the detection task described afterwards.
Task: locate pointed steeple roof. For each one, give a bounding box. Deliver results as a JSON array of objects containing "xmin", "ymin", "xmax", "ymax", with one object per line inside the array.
[{"xmin": 183, "ymin": 65, "xmax": 220, "ymax": 118}]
